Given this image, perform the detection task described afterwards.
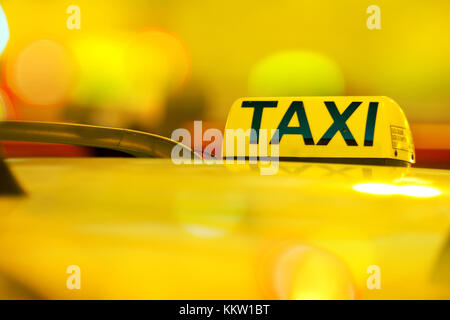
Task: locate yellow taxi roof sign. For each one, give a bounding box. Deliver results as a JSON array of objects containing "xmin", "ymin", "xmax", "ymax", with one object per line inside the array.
[{"xmin": 224, "ymin": 97, "xmax": 415, "ymax": 166}]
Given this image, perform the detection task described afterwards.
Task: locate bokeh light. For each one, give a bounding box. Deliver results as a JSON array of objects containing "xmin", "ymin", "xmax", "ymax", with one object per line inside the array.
[
  {"xmin": 353, "ymin": 183, "xmax": 441, "ymax": 198},
  {"xmin": 248, "ymin": 50, "xmax": 345, "ymax": 96},
  {"xmin": 125, "ymin": 29, "xmax": 191, "ymax": 125},
  {"xmin": 0, "ymin": 88, "xmax": 14, "ymax": 120},
  {"xmin": 70, "ymin": 35, "xmax": 130, "ymax": 109},
  {"xmin": 273, "ymin": 245, "xmax": 355, "ymax": 300},
  {"xmin": 69, "ymin": 29, "xmax": 190, "ymax": 128},
  {"xmin": 128, "ymin": 29, "xmax": 191, "ymax": 96},
  {"xmin": 0, "ymin": 4, "xmax": 9, "ymax": 56},
  {"xmin": 4, "ymin": 39, "xmax": 75, "ymax": 107}
]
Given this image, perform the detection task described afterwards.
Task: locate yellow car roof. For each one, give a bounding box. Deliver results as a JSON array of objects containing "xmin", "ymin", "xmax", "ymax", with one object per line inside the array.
[{"xmin": 0, "ymin": 158, "xmax": 448, "ymax": 299}]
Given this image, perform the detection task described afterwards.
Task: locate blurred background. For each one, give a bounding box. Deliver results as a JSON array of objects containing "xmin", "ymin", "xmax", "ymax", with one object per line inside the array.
[{"xmin": 0, "ymin": 0, "xmax": 449, "ymax": 166}]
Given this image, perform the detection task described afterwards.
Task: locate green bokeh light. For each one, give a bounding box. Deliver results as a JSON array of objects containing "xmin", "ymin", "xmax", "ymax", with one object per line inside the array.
[{"xmin": 248, "ymin": 50, "xmax": 345, "ymax": 97}]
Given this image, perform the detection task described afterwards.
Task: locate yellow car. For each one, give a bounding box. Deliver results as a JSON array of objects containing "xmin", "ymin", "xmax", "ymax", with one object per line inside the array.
[{"xmin": 0, "ymin": 97, "xmax": 448, "ymax": 299}]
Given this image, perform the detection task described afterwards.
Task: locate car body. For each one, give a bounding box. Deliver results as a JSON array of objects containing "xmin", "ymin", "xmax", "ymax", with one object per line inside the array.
[{"xmin": 0, "ymin": 157, "xmax": 448, "ymax": 299}]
